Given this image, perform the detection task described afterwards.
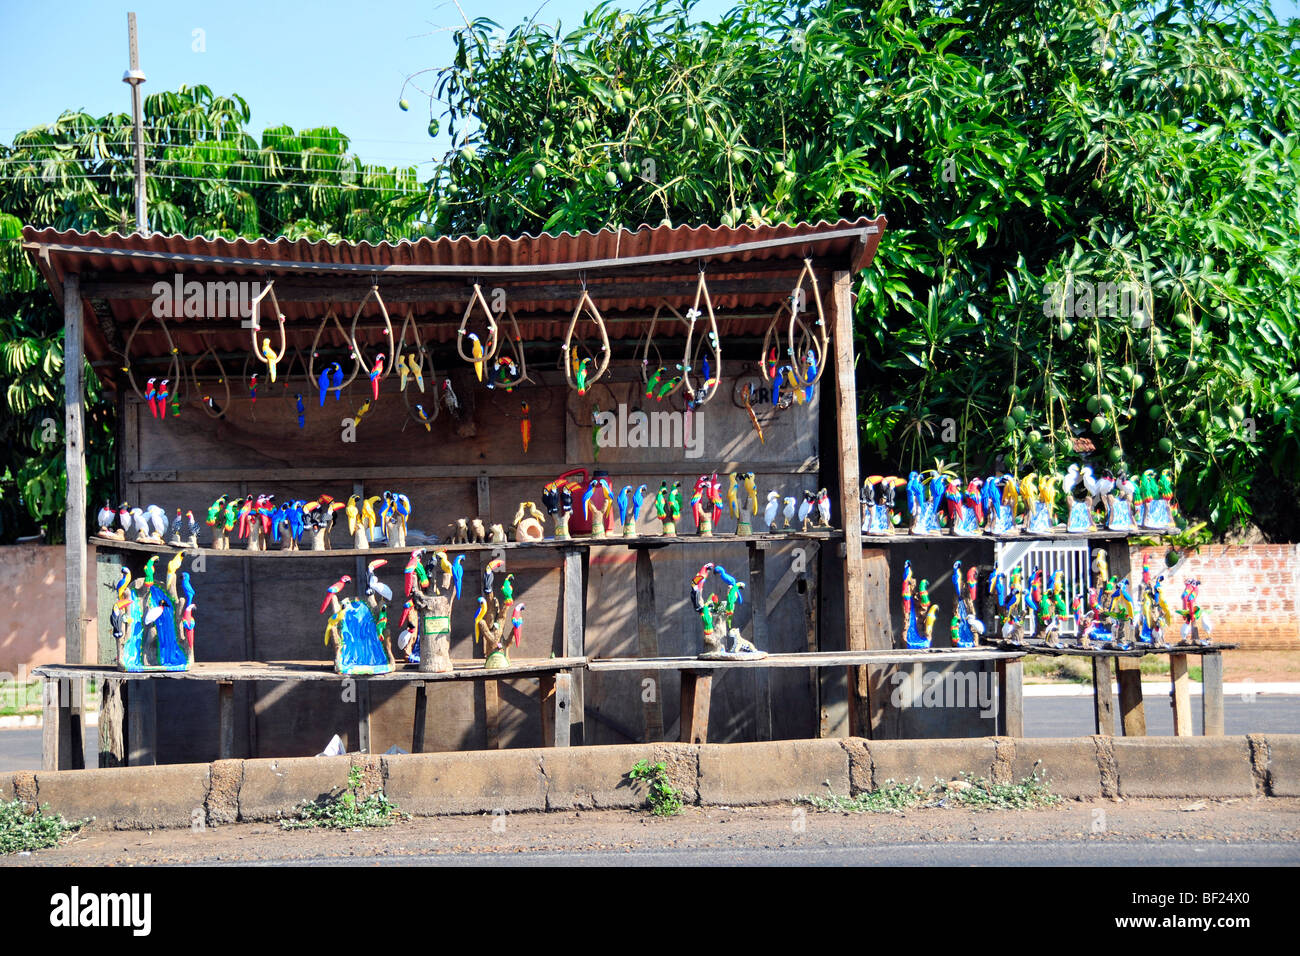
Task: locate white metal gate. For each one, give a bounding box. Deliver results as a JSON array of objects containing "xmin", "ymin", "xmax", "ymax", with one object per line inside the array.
[{"xmin": 994, "ymin": 540, "xmax": 1092, "ymax": 636}]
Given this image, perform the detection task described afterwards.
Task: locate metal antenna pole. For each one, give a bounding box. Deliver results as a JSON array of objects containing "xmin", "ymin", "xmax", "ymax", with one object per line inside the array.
[{"xmin": 123, "ymin": 12, "xmax": 148, "ymax": 235}]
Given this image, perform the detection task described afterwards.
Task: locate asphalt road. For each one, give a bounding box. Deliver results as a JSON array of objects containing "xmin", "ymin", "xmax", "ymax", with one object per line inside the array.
[
  {"xmin": 235, "ymin": 842, "xmax": 1298, "ymax": 866},
  {"xmin": 2, "ymin": 695, "xmax": 1296, "ymax": 771}
]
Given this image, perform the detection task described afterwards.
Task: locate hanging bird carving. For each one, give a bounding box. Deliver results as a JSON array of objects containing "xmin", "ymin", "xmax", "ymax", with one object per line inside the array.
[{"xmin": 368, "ymin": 354, "xmax": 385, "ymax": 401}]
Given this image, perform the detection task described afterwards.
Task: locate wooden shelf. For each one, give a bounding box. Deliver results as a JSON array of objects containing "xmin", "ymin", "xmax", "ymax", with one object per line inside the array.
[
  {"xmin": 587, "ymin": 648, "xmax": 1024, "ymax": 672},
  {"xmin": 34, "ymin": 658, "xmax": 587, "ymax": 683},
  {"xmin": 89, "ymin": 525, "xmax": 1169, "ymax": 559},
  {"xmin": 87, "ymin": 529, "xmax": 845, "ymax": 558},
  {"xmin": 983, "ymin": 639, "xmax": 1238, "ymax": 658}
]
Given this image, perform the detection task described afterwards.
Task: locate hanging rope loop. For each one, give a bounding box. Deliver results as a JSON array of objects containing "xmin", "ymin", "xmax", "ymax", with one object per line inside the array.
[
  {"xmin": 680, "ymin": 271, "xmax": 722, "ymax": 407},
  {"xmin": 456, "ymin": 283, "xmax": 501, "ymax": 366},
  {"xmin": 349, "ymin": 283, "xmax": 396, "ymax": 384},
  {"xmin": 248, "ymin": 280, "xmax": 287, "ymax": 380},
  {"xmin": 639, "ymin": 300, "xmax": 689, "ymax": 400},
  {"xmin": 187, "ymin": 346, "xmax": 231, "ymax": 419},
  {"xmin": 782, "ymin": 259, "xmax": 828, "ymax": 390},
  {"xmin": 307, "ymin": 308, "xmax": 362, "ymax": 398},
  {"xmin": 562, "ymin": 285, "xmax": 611, "ymax": 394}
]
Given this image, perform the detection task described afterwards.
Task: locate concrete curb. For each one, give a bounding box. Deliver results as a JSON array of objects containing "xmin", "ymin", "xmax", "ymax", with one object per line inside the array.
[{"xmin": 3, "ymin": 735, "xmax": 1296, "ymax": 830}]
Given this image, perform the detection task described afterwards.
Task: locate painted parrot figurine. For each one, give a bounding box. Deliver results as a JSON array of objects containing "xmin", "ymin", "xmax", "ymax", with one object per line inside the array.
[
  {"xmin": 319, "ymin": 576, "xmax": 352, "ymax": 614},
  {"xmin": 369, "ymin": 354, "xmax": 385, "ymax": 400},
  {"xmin": 404, "ymin": 549, "xmax": 427, "ymax": 597},
  {"xmin": 144, "ymin": 378, "xmax": 159, "ymax": 419},
  {"xmin": 451, "ymin": 555, "xmax": 465, "ymax": 601}
]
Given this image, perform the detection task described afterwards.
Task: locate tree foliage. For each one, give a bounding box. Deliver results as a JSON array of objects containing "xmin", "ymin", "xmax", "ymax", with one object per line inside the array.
[
  {"xmin": 0, "ymin": 85, "xmax": 420, "ymax": 541},
  {"xmin": 421, "ymin": 0, "xmax": 1300, "ymax": 538}
]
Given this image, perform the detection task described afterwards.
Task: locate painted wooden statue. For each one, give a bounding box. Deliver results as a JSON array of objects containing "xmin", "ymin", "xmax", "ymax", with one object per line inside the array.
[
  {"xmin": 864, "ymin": 476, "xmax": 904, "ymax": 534},
  {"xmin": 900, "ymin": 560, "xmax": 934, "ymax": 650},
  {"xmin": 1063, "ymin": 464, "xmax": 1098, "ymax": 533},
  {"xmin": 1139, "ymin": 468, "xmax": 1177, "ymax": 530},
  {"xmin": 647, "ymin": 481, "xmax": 682, "ymax": 536},
  {"xmin": 474, "ymin": 558, "xmax": 520, "ymax": 669},
  {"xmin": 984, "ymin": 475, "xmax": 1019, "ymax": 535},
  {"xmin": 110, "ymin": 553, "xmax": 196, "ymax": 672},
  {"xmin": 512, "ymin": 501, "xmax": 546, "ymax": 542},
  {"xmin": 321, "ymin": 559, "xmax": 395, "ymax": 675},
  {"xmin": 993, "ymin": 566, "xmax": 1027, "ymax": 645},
  {"xmin": 691, "ymin": 562, "xmax": 765, "ymax": 659},
  {"xmin": 943, "ymin": 478, "xmax": 984, "ymax": 537},
  {"xmin": 1179, "ymin": 578, "xmax": 1212, "ymax": 645},
  {"xmin": 950, "ymin": 561, "xmax": 984, "ymax": 648},
  {"xmin": 1136, "ymin": 559, "xmax": 1175, "ymax": 646},
  {"xmin": 583, "ymin": 476, "xmax": 614, "ymax": 539},
  {"xmin": 906, "ymin": 471, "xmax": 946, "ymax": 535},
  {"xmin": 1100, "ymin": 471, "xmax": 1137, "ymax": 532},
  {"xmin": 397, "ymin": 549, "xmax": 454, "ymax": 672},
  {"xmin": 691, "ymin": 474, "xmax": 724, "ymax": 536},
  {"xmin": 729, "ymin": 472, "xmax": 758, "ymax": 535},
  {"xmin": 618, "ymin": 484, "xmax": 648, "ymax": 538}
]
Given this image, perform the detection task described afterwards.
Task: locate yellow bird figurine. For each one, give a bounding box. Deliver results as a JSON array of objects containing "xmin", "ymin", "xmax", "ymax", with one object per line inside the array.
[{"xmin": 261, "ymin": 338, "xmax": 280, "ymax": 383}]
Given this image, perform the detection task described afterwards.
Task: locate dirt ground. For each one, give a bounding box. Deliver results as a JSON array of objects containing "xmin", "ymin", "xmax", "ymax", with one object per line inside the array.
[
  {"xmin": 4, "ymin": 797, "xmax": 1298, "ymax": 866},
  {"xmin": 1223, "ymin": 650, "xmax": 1300, "ymax": 682}
]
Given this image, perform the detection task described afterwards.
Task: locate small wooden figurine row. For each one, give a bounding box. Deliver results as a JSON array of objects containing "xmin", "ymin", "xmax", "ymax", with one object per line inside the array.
[
  {"xmin": 865, "ymin": 464, "xmax": 1178, "ymax": 536},
  {"xmin": 900, "ymin": 551, "xmax": 1214, "ymax": 653}
]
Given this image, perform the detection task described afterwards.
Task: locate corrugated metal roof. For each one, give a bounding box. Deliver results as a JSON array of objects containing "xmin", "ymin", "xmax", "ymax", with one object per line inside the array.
[{"xmin": 23, "ymin": 216, "xmax": 886, "ymax": 371}]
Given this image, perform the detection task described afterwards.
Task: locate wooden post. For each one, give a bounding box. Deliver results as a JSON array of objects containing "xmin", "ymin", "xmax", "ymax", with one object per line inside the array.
[
  {"xmin": 553, "ymin": 671, "xmax": 572, "ymax": 747},
  {"xmin": 355, "ymin": 679, "xmax": 371, "ymax": 753},
  {"xmin": 63, "ymin": 273, "xmax": 86, "ymax": 769},
  {"xmin": 1170, "ymin": 653, "xmax": 1192, "ymax": 736},
  {"xmin": 634, "ymin": 548, "xmax": 664, "ymax": 742},
  {"xmin": 862, "ymin": 548, "xmax": 892, "ymax": 736},
  {"xmin": 1201, "ymin": 651, "xmax": 1224, "ymax": 737},
  {"xmin": 748, "ymin": 543, "xmax": 772, "ymax": 740},
  {"xmin": 539, "ymin": 674, "xmax": 555, "ymax": 746},
  {"xmin": 680, "ymin": 670, "xmax": 713, "ymax": 744},
  {"xmin": 830, "ymin": 269, "xmax": 869, "ymax": 736},
  {"xmin": 98, "ymin": 679, "xmax": 126, "ymax": 768},
  {"xmin": 41, "ymin": 679, "xmax": 60, "ymax": 771},
  {"xmin": 996, "ymin": 658, "xmax": 1024, "ymax": 737},
  {"xmin": 218, "ymin": 681, "xmax": 235, "ymax": 758},
  {"xmin": 1092, "ymin": 655, "xmax": 1115, "ymax": 735},
  {"xmin": 127, "ymin": 680, "xmax": 157, "ymax": 766},
  {"xmin": 1116, "ymin": 656, "xmax": 1147, "ymax": 736},
  {"xmin": 484, "ymin": 679, "xmax": 501, "ymax": 749},
  {"xmin": 562, "ymin": 547, "xmax": 586, "ymax": 745},
  {"xmin": 411, "ymin": 682, "xmax": 428, "ymax": 753},
  {"xmin": 243, "ymin": 481, "xmax": 259, "ymax": 759}
]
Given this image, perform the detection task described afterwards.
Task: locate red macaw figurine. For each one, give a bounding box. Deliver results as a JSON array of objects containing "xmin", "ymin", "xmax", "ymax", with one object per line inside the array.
[
  {"xmin": 319, "ymin": 575, "xmax": 352, "ymax": 614},
  {"xmin": 369, "ymin": 354, "xmax": 385, "ymax": 401}
]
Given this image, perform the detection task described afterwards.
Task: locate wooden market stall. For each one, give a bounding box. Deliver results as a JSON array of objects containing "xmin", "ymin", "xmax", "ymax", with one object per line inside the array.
[{"xmin": 32, "ymin": 217, "xmax": 1002, "ymax": 769}]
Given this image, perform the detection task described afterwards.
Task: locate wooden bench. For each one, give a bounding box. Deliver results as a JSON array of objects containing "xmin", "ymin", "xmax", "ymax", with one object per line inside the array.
[
  {"xmin": 986, "ymin": 641, "xmax": 1237, "ymax": 736},
  {"xmin": 32, "ymin": 658, "xmax": 585, "ymax": 769},
  {"xmin": 587, "ymin": 648, "xmax": 1027, "ymax": 742}
]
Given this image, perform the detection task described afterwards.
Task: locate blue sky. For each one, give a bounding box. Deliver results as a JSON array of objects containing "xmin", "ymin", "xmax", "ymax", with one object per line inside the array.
[
  {"xmin": 1, "ymin": 0, "xmax": 1295, "ymax": 173},
  {"xmin": 0, "ymin": 0, "xmax": 731, "ymax": 172}
]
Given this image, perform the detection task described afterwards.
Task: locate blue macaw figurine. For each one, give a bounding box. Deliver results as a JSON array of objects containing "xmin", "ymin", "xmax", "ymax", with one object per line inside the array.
[
  {"xmin": 287, "ymin": 501, "xmax": 305, "ymax": 542},
  {"xmin": 981, "ymin": 478, "xmax": 998, "ymax": 521},
  {"xmin": 295, "ymin": 393, "xmax": 306, "ymax": 429},
  {"xmin": 803, "ymin": 349, "xmax": 817, "ymax": 403},
  {"xmin": 906, "ymin": 471, "xmax": 924, "ymax": 518},
  {"xmin": 270, "ymin": 502, "xmax": 288, "ymax": 543},
  {"xmin": 617, "ymin": 485, "xmax": 632, "ymax": 526},
  {"xmin": 713, "ymin": 565, "xmax": 742, "ymax": 605},
  {"xmin": 451, "ymin": 555, "xmax": 465, "ymax": 601},
  {"xmin": 181, "ymin": 572, "xmax": 195, "ymax": 610},
  {"xmin": 633, "ymin": 483, "xmax": 647, "ymax": 521},
  {"xmin": 993, "ymin": 571, "xmax": 1007, "ymax": 609},
  {"xmin": 928, "ymin": 474, "xmax": 947, "ymax": 520},
  {"xmin": 331, "ymin": 363, "xmax": 343, "ymax": 398}
]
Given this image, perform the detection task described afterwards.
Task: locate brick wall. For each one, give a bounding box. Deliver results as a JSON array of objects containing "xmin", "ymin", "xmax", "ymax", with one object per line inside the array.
[{"xmin": 1131, "ymin": 544, "xmax": 1300, "ymax": 649}]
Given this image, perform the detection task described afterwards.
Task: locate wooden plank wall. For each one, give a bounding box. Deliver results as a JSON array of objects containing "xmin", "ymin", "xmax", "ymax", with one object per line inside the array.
[{"xmin": 112, "ymin": 361, "xmax": 824, "ymax": 760}]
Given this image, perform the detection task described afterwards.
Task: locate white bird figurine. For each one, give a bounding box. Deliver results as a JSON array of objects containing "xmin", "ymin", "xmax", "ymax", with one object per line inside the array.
[
  {"xmin": 1062, "ymin": 464, "xmax": 1080, "ymax": 497},
  {"xmin": 764, "ymin": 491, "xmax": 780, "ymax": 531},
  {"xmin": 782, "ymin": 496, "xmax": 797, "ymax": 529},
  {"xmin": 797, "ymin": 491, "xmax": 815, "ymax": 530},
  {"xmin": 130, "ymin": 508, "xmax": 148, "ymax": 540},
  {"xmin": 146, "ymin": 504, "xmax": 169, "ymax": 540},
  {"xmin": 118, "ymin": 505, "xmax": 133, "ymax": 536},
  {"xmin": 1095, "ymin": 473, "xmax": 1115, "ymax": 499},
  {"xmin": 1081, "ymin": 465, "xmax": 1098, "ymax": 498},
  {"xmin": 96, "ymin": 501, "xmax": 115, "ymax": 534}
]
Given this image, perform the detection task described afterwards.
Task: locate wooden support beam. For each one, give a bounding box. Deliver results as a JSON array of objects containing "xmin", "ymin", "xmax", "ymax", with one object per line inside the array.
[
  {"xmin": 1117, "ymin": 657, "xmax": 1147, "ymax": 736},
  {"xmin": 42, "ymin": 679, "xmax": 60, "ymax": 771},
  {"xmin": 996, "ymin": 658, "xmax": 1024, "ymax": 737},
  {"xmin": 218, "ymin": 681, "xmax": 235, "ymax": 759},
  {"xmin": 539, "ymin": 674, "xmax": 555, "ymax": 747},
  {"xmin": 412, "ymin": 682, "xmax": 428, "ymax": 753},
  {"xmin": 484, "ymin": 679, "xmax": 500, "ymax": 750},
  {"xmin": 1092, "ymin": 655, "xmax": 1115, "ymax": 735},
  {"xmin": 98, "ymin": 679, "xmax": 126, "ymax": 768},
  {"xmin": 552, "ymin": 672, "xmax": 572, "ymax": 747},
  {"xmin": 680, "ymin": 670, "xmax": 713, "ymax": 744},
  {"xmin": 63, "ymin": 273, "xmax": 87, "ymax": 769},
  {"xmin": 1170, "ymin": 653, "xmax": 1193, "ymax": 736},
  {"xmin": 748, "ymin": 543, "xmax": 772, "ymax": 740},
  {"xmin": 634, "ymin": 548, "xmax": 664, "ymax": 742},
  {"xmin": 562, "ymin": 547, "xmax": 586, "ymax": 746},
  {"xmin": 126, "ymin": 680, "xmax": 157, "ymax": 766},
  {"xmin": 829, "ymin": 269, "xmax": 870, "ymax": 735},
  {"xmin": 1201, "ymin": 651, "xmax": 1224, "ymax": 737},
  {"xmin": 355, "ymin": 679, "xmax": 371, "ymax": 754}
]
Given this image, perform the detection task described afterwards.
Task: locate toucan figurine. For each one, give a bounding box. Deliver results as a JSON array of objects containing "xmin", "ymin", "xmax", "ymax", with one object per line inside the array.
[
  {"xmin": 366, "ymin": 559, "xmax": 392, "ymax": 602},
  {"xmin": 797, "ymin": 491, "xmax": 815, "ymax": 531}
]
